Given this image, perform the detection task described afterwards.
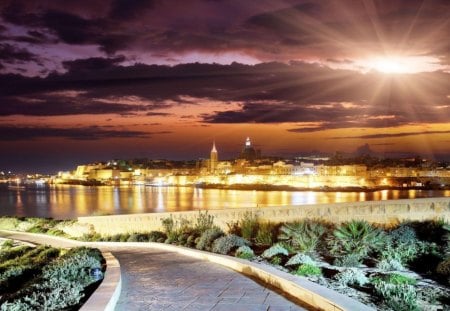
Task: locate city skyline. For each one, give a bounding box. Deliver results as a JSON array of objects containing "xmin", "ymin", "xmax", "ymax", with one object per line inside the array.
[{"xmin": 0, "ymin": 0, "xmax": 449, "ymax": 173}]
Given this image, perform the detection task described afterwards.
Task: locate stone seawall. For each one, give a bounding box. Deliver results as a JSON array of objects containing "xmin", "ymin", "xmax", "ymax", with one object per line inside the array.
[{"xmin": 78, "ymin": 197, "xmax": 450, "ymax": 235}]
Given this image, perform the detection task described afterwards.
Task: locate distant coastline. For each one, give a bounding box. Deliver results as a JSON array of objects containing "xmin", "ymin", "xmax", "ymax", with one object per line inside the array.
[
  {"xmin": 193, "ymin": 183, "xmax": 450, "ymax": 192},
  {"xmin": 48, "ymin": 181, "xmax": 450, "ymax": 192}
]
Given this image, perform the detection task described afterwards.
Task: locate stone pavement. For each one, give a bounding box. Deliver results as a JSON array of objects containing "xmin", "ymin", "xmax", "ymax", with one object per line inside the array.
[
  {"xmin": 0, "ymin": 232, "xmax": 307, "ymax": 311},
  {"xmin": 111, "ymin": 248, "xmax": 306, "ymax": 311}
]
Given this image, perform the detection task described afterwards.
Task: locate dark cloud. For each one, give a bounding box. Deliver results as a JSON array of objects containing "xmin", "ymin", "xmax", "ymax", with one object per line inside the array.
[
  {"xmin": 0, "ymin": 125, "xmax": 152, "ymax": 140},
  {"xmin": 109, "ymin": 0, "xmax": 155, "ymax": 20},
  {"xmin": 0, "ymin": 43, "xmax": 40, "ymax": 64},
  {"xmin": 330, "ymin": 130, "xmax": 450, "ymax": 140},
  {"xmin": 145, "ymin": 112, "xmax": 172, "ymax": 116},
  {"xmin": 1, "ymin": 0, "xmax": 448, "ymax": 65},
  {"xmin": 0, "ymin": 61, "xmax": 448, "ymax": 129},
  {"xmin": 62, "ymin": 56, "xmax": 126, "ymax": 72}
]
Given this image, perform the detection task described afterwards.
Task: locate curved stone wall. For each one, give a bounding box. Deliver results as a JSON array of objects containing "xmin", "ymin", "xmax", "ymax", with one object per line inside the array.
[{"xmin": 78, "ymin": 197, "xmax": 450, "ymax": 235}]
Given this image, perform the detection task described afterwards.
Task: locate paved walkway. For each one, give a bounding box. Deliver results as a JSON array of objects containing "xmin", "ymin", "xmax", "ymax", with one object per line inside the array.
[{"xmin": 0, "ymin": 232, "xmax": 307, "ymax": 311}]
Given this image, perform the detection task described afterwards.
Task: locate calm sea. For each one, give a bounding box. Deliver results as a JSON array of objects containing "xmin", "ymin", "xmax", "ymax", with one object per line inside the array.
[{"xmin": 0, "ymin": 184, "xmax": 448, "ymax": 219}]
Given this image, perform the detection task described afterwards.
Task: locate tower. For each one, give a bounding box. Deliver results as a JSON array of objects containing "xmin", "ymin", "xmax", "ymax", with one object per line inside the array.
[
  {"xmin": 210, "ymin": 141, "xmax": 218, "ymax": 173},
  {"xmin": 240, "ymin": 137, "xmax": 258, "ymax": 161}
]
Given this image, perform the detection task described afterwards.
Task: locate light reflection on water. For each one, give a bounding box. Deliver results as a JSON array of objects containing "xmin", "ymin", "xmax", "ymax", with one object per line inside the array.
[{"xmin": 0, "ymin": 184, "xmax": 448, "ymax": 219}]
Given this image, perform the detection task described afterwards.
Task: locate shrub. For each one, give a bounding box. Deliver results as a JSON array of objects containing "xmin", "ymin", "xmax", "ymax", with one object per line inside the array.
[
  {"xmin": 194, "ymin": 211, "xmax": 215, "ymax": 232},
  {"xmin": 381, "ymin": 224, "xmax": 424, "ymax": 265},
  {"xmin": 270, "ymin": 256, "xmax": 282, "ymax": 265},
  {"xmin": 373, "ymin": 282, "xmax": 418, "ymax": 311},
  {"xmin": 328, "ymin": 220, "xmax": 385, "ymax": 260},
  {"xmin": 1, "ymin": 240, "xmax": 14, "ymax": 249},
  {"xmin": 0, "ymin": 247, "xmax": 103, "ymax": 311},
  {"xmin": 255, "ymin": 222, "xmax": 275, "ymax": 246},
  {"xmin": 148, "ymin": 231, "xmax": 167, "ymax": 242},
  {"xmin": 278, "ymin": 220, "xmax": 326, "ymax": 254},
  {"xmin": 334, "ymin": 253, "xmax": 363, "ymax": 267},
  {"xmin": 261, "ymin": 243, "xmax": 289, "ymax": 259},
  {"xmin": 127, "ymin": 233, "xmax": 149, "ymax": 242},
  {"xmin": 226, "ymin": 221, "xmax": 240, "ymax": 235},
  {"xmin": 239, "ymin": 212, "xmax": 259, "ymax": 241},
  {"xmin": 436, "ymin": 258, "xmax": 450, "ymax": 278},
  {"xmin": 212, "ymin": 235, "xmax": 250, "ymax": 255},
  {"xmin": 196, "ymin": 228, "xmax": 224, "ymax": 251},
  {"xmin": 79, "ymin": 232, "xmax": 102, "ymax": 242},
  {"xmin": 376, "ymin": 258, "xmax": 405, "ymax": 271},
  {"xmin": 335, "ymin": 268, "xmax": 368, "ymax": 286},
  {"xmin": 295, "ymin": 264, "xmax": 321, "ymax": 277},
  {"xmin": 186, "ymin": 235, "xmax": 197, "ymax": 247},
  {"xmin": 286, "ymin": 253, "xmax": 315, "ymax": 267},
  {"xmin": 161, "ymin": 215, "xmax": 175, "ymax": 235},
  {"xmin": 46, "ymin": 228, "xmax": 67, "ymax": 237},
  {"xmin": 235, "ymin": 246, "xmax": 255, "ymax": 260},
  {"xmin": 0, "ymin": 246, "xmax": 32, "ymax": 262},
  {"xmin": 0, "ymin": 217, "xmax": 20, "ymax": 230},
  {"xmin": 390, "ymin": 225, "xmax": 418, "ymax": 245}
]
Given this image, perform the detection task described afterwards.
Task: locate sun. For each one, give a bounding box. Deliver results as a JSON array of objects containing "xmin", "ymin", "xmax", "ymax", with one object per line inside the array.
[
  {"xmin": 366, "ymin": 55, "xmax": 442, "ymax": 74},
  {"xmin": 372, "ymin": 57, "xmax": 406, "ymax": 74}
]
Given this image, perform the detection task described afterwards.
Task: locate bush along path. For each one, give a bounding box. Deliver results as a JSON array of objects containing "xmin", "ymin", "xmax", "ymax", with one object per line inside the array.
[
  {"xmin": 1, "ymin": 214, "xmax": 450, "ymax": 311},
  {"xmin": 0, "ymin": 239, "xmax": 104, "ymax": 311}
]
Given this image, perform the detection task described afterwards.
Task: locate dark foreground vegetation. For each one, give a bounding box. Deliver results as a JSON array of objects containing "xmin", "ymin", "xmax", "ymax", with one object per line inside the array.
[
  {"xmin": 1, "ymin": 214, "xmax": 449, "ymax": 310},
  {"xmin": 0, "ymin": 240, "xmax": 104, "ymax": 311}
]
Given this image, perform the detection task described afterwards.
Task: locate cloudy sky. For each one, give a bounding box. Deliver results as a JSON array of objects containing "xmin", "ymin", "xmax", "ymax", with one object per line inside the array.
[{"xmin": 0, "ymin": 0, "xmax": 449, "ymax": 172}]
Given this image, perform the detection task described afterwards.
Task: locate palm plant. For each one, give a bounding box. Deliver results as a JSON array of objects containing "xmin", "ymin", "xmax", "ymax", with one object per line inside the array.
[
  {"xmin": 278, "ymin": 220, "xmax": 326, "ymax": 254},
  {"xmin": 329, "ymin": 220, "xmax": 386, "ymax": 260}
]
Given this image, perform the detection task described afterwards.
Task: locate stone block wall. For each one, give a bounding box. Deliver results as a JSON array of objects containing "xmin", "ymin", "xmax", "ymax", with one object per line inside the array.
[{"xmin": 77, "ymin": 197, "xmax": 450, "ymax": 235}]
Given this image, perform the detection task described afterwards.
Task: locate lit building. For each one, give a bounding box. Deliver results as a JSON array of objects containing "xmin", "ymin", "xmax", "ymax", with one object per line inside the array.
[{"xmin": 239, "ymin": 137, "xmax": 260, "ymax": 161}]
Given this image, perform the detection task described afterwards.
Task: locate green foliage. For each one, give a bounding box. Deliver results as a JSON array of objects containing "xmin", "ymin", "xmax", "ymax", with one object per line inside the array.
[
  {"xmin": 328, "ymin": 220, "xmax": 385, "ymax": 260},
  {"xmin": 127, "ymin": 233, "xmax": 150, "ymax": 242},
  {"xmin": 286, "ymin": 253, "xmax": 315, "ymax": 267},
  {"xmin": 334, "ymin": 253, "xmax": 363, "ymax": 267},
  {"xmin": 295, "ymin": 264, "xmax": 322, "ymax": 277},
  {"xmin": 261, "ymin": 243, "xmax": 289, "ymax": 259},
  {"xmin": 212, "ymin": 234, "xmax": 250, "ymax": 255},
  {"xmin": 390, "ymin": 225, "xmax": 418, "ymax": 245},
  {"xmin": 46, "ymin": 228, "xmax": 67, "ymax": 237},
  {"xmin": 335, "ymin": 268, "xmax": 368, "ymax": 286},
  {"xmin": 239, "ymin": 212, "xmax": 259, "ymax": 241},
  {"xmin": 373, "ymin": 282, "xmax": 418, "ymax": 311},
  {"xmin": 443, "ymin": 223, "xmax": 450, "ymax": 255},
  {"xmin": 381, "ymin": 224, "xmax": 420, "ymax": 264},
  {"xmin": 0, "ymin": 246, "xmax": 103, "ymax": 311},
  {"xmin": 0, "ymin": 245, "xmax": 32, "ymax": 262},
  {"xmin": 79, "ymin": 232, "xmax": 102, "ymax": 242},
  {"xmin": 161, "ymin": 215, "xmax": 175, "ymax": 234},
  {"xmin": 376, "ymin": 258, "xmax": 405, "ymax": 271},
  {"xmin": 270, "ymin": 256, "xmax": 282, "ymax": 265},
  {"xmin": 194, "ymin": 211, "xmax": 215, "ymax": 232},
  {"xmin": 148, "ymin": 231, "xmax": 167, "ymax": 242},
  {"xmin": 278, "ymin": 220, "xmax": 326, "ymax": 254},
  {"xmin": 0, "ymin": 217, "xmax": 20, "ymax": 230},
  {"xmin": 1, "ymin": 240, "xmax": 14, "ymax": 249},
  {"xmin": 255, "ymin": 222, "xmax": 275, "ymax": 246},
  {"xmin": 235, "ymin": 245, "xmax": 255, "ymax": 260},
  {"xmin": 196, "ymin": 228, "xmax": 224, "ymax": 251}
]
